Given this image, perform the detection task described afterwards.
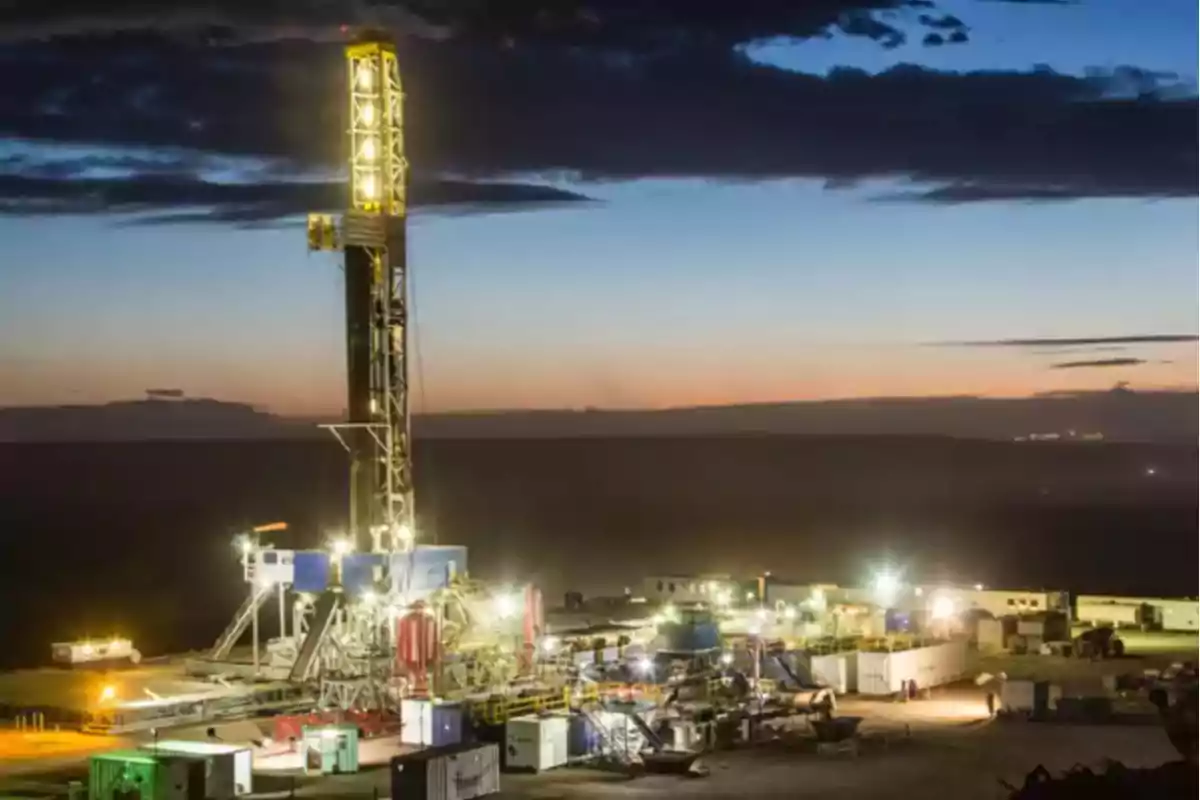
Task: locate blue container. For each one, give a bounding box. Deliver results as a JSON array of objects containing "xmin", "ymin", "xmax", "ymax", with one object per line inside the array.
[
  {"xmin": 567, "ymin": 714, "xmax": 599, "ymax": 757},
  {"xmin": 342, "ymin": 554, "xmax": 382, "ymax": 595},
  {"xmin": 390, "ymin": 546, "xmax": 468, "ymax": 599},
  {"xmin": 661, "ymin": 620, "xmax": 721, "ymax": 653},
  {"xmin": 293, "ymin": 551, "xmax": 330, "ymax": 592},
  {"xmin": 430, "ymin": 703, "xmax": 463, "ymax": 748}
]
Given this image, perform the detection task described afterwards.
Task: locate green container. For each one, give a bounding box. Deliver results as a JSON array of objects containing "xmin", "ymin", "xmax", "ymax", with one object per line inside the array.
[
  {"xmin": 301, "ymin": 724, "xmax": 359, "ymax": 775},
  {"xmin": 89, "ymin": 751, "xmax": 162, "ymax": 800},
  {"xmin": 90, "ymin": 750, "xmax": 205, "ymax": 800}
]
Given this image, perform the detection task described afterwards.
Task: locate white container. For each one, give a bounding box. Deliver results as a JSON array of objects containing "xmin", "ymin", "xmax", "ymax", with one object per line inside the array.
[
  {"xmin": 809, "ymin": 652, "xmax": 857, "ymax": 694},
  {"xmin": 1159, "ymin": 600, "xmax": 1200, "ymax": 632},
  {"xmin": 505, "ymin": 715, "xmax": 568, "ymax": 772},
  {"xmin": 1076, "ymin": 603, "xmax": 1142, "ymax": 627},
  {"xmin": 976, "ymin": 618, "xmax": 1004, "ymax": 652},
  {"xmin": 855, "ymin": 641, "xmax": 966, "ymax": 696},
  {"xmin": 443, "ymin": 743, "xmax": 501, "ymax": 800},
  {"xmin": 143, "ymin": 740, "xmax": 253, "ymax": 797},
  {"xmin": 391, "ymin": 743, "xmax": 500, "ymax": 800},
  {"xmin": 1000, "ymin": 680, "xmax": 1036, "ymax": 713}
]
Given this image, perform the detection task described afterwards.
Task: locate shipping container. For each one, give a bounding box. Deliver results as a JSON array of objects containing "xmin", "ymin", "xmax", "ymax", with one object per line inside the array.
[
  {"xmin": 391, "ymin": 742, "xmax": 500, "ymax": 800},
  {"xmin": 400, "ymin": 700, "xmax": 463, "ymax": 747},
  {"xmin": 999, "ymin": 680, "xmax": 1036, "ymax": 714},
  {"xmin": 505, "ymin": 715, "xmax": 568, "ymax": 772},
  {"xmin": 142, "ymin": 740, "xmax": 253, "ymax": 797},
  {"xmin": 301, "ymin": 725, "xmax": 359, "ymax": 775},
  {"xmin": 856, "ymin": 641, "xmax": 967, "ymax": 696},
  {"xmin": 91, "ymin": 751, "xmax": 205, "ymax": 800},
  {"xmin": 292, "ymin": 551, "xmax": 330, "ymax": 592}
]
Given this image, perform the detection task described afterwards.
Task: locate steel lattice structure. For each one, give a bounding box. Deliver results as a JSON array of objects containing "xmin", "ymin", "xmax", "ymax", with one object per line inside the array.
[{"xmin": 313, "ymin": 41, "xmax": 414, "ymax": 554}]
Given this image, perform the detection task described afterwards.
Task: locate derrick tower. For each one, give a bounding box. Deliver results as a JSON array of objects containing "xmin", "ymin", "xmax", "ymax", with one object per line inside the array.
[{"xmin": 309, "ymin": 39, "xmax": 413, "ymax": 554}]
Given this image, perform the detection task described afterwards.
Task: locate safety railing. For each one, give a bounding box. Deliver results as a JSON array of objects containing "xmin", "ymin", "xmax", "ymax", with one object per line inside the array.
[{"xmin": 471, "ymin": 683, "xmax": 601, "ymax": 725}]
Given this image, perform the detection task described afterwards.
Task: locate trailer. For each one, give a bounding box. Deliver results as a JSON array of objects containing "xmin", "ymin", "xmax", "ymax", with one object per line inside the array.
[{"xmin": 1075, "ymin": 602, "xmax": 1144, "ymax": 629}]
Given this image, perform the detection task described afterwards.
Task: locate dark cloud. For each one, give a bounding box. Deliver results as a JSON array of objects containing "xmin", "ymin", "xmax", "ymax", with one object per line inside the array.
[
  {"xmin": 1049, "ymin": 357, "xmax": 1148, "ymax": 370},
  {"xmin": 0, "ymin": 2, "xmax": 964, "ymax": 49},
  {"xmin": 0, "ymin": 171, "xmax": 593, "ymax": 225},
  {"xmin": 0, "ymin": 2, "xmax": 1192, "ymax": 224},
  {"xmin": 940, "ymin": 335, "xmax": 1200, "ymax": 348}
]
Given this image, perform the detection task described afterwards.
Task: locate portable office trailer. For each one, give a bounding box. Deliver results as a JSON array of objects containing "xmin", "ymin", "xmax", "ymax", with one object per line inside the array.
[
  {"xmin": 142, "ymin": 740, "xmax": 253, "ymax": 797},
  {"xmin": 1157, "ymin": 599, "xmax": 1200, "ymax": 631},
  {"xmin": 1075, "ymin": 602, "xmax": 1144, "ymax": 628},
  {"xmin": 391, "ymin": 742, "xmax": 501, "ymax": 800}
]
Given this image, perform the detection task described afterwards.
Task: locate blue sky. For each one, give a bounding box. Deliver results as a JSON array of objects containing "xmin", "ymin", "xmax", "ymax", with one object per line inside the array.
[{"xmin": 0, "ymin": 0, "xmax": 1196, "ymax": 414}]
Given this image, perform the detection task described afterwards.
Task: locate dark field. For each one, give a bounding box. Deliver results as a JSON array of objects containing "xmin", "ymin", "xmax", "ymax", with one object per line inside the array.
[{"xmin": 0, "ymin": 437, "xmax": 1195, "ymax": 669}]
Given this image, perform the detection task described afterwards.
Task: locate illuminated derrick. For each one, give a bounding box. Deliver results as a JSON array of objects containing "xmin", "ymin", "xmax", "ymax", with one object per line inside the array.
[{"xmin": 310, "ymin": 41, "xmax": 414, "ymax": 554}]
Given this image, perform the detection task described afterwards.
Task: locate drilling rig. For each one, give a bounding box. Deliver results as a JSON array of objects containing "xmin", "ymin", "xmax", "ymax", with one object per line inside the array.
[{"xmin": 182, "ymin": 35, "xmax": 542, "ymax": 716}]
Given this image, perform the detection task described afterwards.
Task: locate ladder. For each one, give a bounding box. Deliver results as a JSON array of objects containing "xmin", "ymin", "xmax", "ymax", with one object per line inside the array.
[{"xmin": 209, "ymin": 582, "xmax": 275, "ymax": 660}]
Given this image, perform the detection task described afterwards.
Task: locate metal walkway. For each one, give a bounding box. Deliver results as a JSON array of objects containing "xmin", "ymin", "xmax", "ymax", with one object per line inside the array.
[
  {"xmin": 208, "ymin": 582, "xmax": 275, "ymax": 660},
  {"xmin": 288, "ymin": 591, "xmax": 340, "ymax": 682}
]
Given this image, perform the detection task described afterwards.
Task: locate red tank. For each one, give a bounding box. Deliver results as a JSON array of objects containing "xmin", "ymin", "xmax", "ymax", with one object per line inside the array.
[{"xmin": 396, "ymin": 603, "xmax": 440, "ymax": 693}]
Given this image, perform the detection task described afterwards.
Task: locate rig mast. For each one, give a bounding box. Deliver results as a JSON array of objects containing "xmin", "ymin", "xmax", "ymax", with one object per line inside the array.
[{"xmin": 310, "ymin": 40, "xmax": 414, "ymax": 554}]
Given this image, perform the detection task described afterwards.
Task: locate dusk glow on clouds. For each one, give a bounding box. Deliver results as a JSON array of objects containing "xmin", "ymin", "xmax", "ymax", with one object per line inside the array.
[{"xmin": 0, "ymin": 0, "xmax": 1195, "ymax": 414}]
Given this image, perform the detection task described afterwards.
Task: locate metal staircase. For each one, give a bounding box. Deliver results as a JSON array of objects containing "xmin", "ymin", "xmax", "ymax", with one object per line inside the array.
[
  {"xmin": 288, "ymin": 591, "xmax": 340, "ymax": 682},
  {"xmin": 209, "ymin": 582, "xmax": 275, "ymax": 660},
  {"xmin": 578, "ymin": 704, "xmax": 635, "ymax": 765}
]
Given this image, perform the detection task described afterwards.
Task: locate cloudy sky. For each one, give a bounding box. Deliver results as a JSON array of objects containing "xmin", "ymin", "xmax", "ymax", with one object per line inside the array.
[{"xmin": 0, "ymin": 0, "xmax": 1196, "ymax": 415}]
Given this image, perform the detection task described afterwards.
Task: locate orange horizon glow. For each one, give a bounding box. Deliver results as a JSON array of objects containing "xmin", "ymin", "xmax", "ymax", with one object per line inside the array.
[{"xmin": 4, "ymin": 343, "xmax": 1196, "ymax": 418}]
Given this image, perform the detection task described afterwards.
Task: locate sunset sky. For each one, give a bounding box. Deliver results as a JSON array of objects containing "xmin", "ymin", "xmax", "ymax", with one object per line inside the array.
[{"xmin": 0, "ymin": 0, "xmax": 1196, "ymax": 416}]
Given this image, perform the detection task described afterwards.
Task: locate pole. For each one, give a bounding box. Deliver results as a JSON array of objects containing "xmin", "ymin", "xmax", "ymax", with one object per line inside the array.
[
  {"xmin": 279, "ymin": 582, "xmax": 287, "ymax": 639},
  {"xmin": 252, "ymin": 593, "xmax": 260, "ymax": 677}
]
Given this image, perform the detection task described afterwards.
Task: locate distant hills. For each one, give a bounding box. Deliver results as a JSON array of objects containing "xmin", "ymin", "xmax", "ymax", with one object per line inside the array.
[{"xmin": 0, "ymin": 386, "xmax": 1196, "ymax": 443}]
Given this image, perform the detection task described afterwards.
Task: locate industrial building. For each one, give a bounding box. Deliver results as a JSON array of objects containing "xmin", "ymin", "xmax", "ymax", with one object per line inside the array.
[
  {"xmin": 905, "ymin": 586, "xmax": 1070, "ymax": 621},
  {"xmin": 641, "ymin": 575, "xmax": 740, "ymax": 605}
]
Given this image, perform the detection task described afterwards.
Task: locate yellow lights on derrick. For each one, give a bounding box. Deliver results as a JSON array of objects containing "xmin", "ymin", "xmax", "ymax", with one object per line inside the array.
[{"xmin": 347, "ymin": 41, "xmax": 406, "ymax": 216}]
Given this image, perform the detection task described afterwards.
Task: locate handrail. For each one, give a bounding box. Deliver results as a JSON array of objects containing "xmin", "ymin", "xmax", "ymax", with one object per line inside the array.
[{"xmin": 471, "ymin": 684, "xmax": 602, "ymax": 725}]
